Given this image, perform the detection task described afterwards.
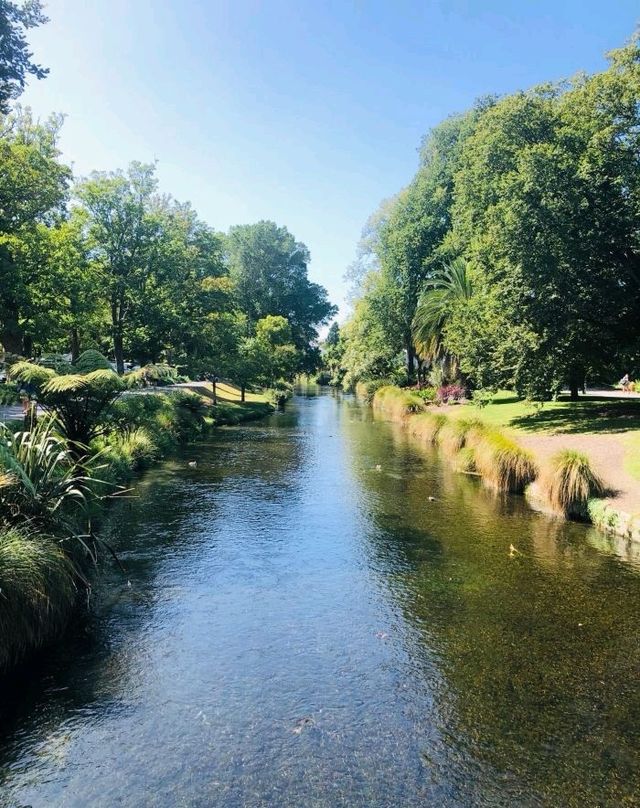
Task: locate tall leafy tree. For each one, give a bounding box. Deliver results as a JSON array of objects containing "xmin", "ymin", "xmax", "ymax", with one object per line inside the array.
[
  {"xmin": 225, "ymin": 220, "xmax": 336, "ymax": 368},
  {"xmin": 0, "ymin": 0, "xmax": 48, "ymax": 113},
  {"xmin": 0, "ymin": 108, "xmax": 71, "ymax": 354},
  {"xmin": 74, "ymin": 162, "xmax": 161, "ymax": 373}
]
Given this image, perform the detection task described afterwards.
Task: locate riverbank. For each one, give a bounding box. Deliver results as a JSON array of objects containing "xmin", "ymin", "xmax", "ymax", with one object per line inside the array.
[
  {"xmin": 366, "ymin": 385, "xmax": 640, "ymax": 540},
  {"xmin": 0, "ymin": 390, "xmax": 273, "ymax": 674}
]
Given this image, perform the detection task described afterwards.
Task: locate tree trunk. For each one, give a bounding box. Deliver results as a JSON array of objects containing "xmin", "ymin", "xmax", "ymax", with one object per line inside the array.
[
  {"xmin": 568, "ymin": 365, "xmax": 584, "ymax": 401},
  {"xmin": 114, "ymin": 328, "xmax": 125, "ymax": 374},
  {"xmin": 70, "ymin": 328, "xmax": 80, "ymax": 364},
  {"xmin": 241, "ymin": 384, "xmax": 245, "ymax": 403},
  {"xmin": 1, "ymin": 316, "xmax": 23, "ymax": 355},
  {"xmin": 406, "ymin": 338, "xmax": 415, "ymax": 384}
]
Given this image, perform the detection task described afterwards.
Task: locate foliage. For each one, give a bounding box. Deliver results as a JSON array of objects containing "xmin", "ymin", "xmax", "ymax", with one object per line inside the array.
[
  {"xmin": 540, "ymin": 449, "xmax": 606, "ymax": 518},
  {"xmin": 408, "ymin": 412, "xmax": 448, "ymax": 445},
  {"xmin": 0, "ymin": 0, "xmax": 49, "ymax": 113},
  {"xmin": 0, "ymin": 527, "xmax": 77, "ymax": 671},
  {"xmin": 372, "ymin": 385, "xmax": 426, "ymax": 420},
  {"xmin": 0, "ymin": 420, "xmax": 100, "ymax": 535},
  {"xmin": 346, "ymin": 34, "xmax": 640, "ymax": 401},
  {"xmin": 436, "ymin": 384, "xmax": 465, "ymax": 404},
  {"xmin": 412, "ymin": 258, "xmax": 473, "ymax": 364},
  {"xmin": 0, "ymin": 381, "xmax": 18, "ymax": 404},
  {"xmin": 472, "ymin": 431, "xmax": 537, "ymax": 493}
]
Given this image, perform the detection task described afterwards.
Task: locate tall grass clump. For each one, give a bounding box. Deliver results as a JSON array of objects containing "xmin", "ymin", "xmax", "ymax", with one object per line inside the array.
[
  {"xmin": 541, "ymin": 449, "xmax": 606, "ymax": 519},
  {"xmin": 473, "ymin": 430, "xmax": 537, "ymax": 493},
  {"xmin": 355, "ymin": 378, "xmax": 394, "ymax": 403},
  {"xmin": 408, "ymin": 412, "xmax": 448, "ymax": 445},
  {"xmin": 373, "ymin": 386, "xmax": 425, "ymax": 421},
  {"xmin": 0, "ymin": 528, "xmax": 77, "ymax": 671},
  {"xmin": 437, "ymin": 418, "xmax": 484, "ymax": 458}
]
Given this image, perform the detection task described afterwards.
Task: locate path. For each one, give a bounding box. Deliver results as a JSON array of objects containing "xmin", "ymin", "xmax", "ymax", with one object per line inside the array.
[{"xmin": 518, "ymin": 432, "xmax": 639, "ymax": 515}]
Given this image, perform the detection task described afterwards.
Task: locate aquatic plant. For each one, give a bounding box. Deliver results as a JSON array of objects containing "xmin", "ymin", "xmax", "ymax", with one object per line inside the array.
[{"xmin": 541, "ymin": 449, "xmax": 606, "ymax": 518}]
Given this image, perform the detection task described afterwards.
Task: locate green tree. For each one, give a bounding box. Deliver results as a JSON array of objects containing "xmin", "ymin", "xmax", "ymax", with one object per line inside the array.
[
  {"xmin": 225, "ymin": 220, "xmax": 336, "ymax": 369},
  {"xmin": 0, "ymin": 108, "xmax": 71, "ymax": 354},
  {"xmin": 412, "ymin": 258, "xmax": 473, "ymax": 371},
  {"xmin": 74, "ymin": 162, "xmax": 161, "ymax": 373},
  {"xmin": 0, "ymin": 0, "xmax": 49, "ymax": 113}
]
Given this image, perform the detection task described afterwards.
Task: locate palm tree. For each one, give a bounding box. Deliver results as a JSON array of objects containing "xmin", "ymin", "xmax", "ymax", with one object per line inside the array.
[{"xmin": 412, "ymin": 258, "xmax": 473, "ymax": 370}]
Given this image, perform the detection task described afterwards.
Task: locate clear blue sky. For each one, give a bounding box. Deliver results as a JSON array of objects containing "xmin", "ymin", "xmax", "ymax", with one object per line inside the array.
[{"xmin": 22, "ymin": 0, "xmax": 640, "ymax": 318}]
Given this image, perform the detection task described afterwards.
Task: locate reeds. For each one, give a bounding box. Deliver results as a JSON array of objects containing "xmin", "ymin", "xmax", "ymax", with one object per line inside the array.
[{"xmin": 540, "ymin": 449, "xmax": 606, "ymax": 518}]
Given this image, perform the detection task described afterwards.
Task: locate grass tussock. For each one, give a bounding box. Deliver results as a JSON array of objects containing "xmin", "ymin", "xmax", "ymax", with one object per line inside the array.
[
  {"xmin": 540, "ymin": 449, "xmax": 606, "ymax": 518},
  {"xmin": 0, "ymin": 528, "xmax": 77, "ymax": 671},
  {"xmin": 408, "ymin": 412, "xmax": 448, "ymax": 445},
  {"xmin": 437, "ymin": 418, "xmax": 484, "ymax": 457},
  {"xmin": 473, "ymin": 430, "xmax": 537, "ymax": 493},
  {"xmin": 453, "ymin": 446, "xmax": 477, "ymax": 473},
  {"xmin": 373, "ymin": 386, "xmax": 425, "ymax": 421}
]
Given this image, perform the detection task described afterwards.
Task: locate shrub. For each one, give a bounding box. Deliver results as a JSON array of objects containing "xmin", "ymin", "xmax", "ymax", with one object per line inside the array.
[
  {"xmin": 414, "ymin": 386, "xmax": 437, "ymax": 403},
  {"xmin": 473, "ymin": 431, "xmax": 537, "ymax": 493},
  {"xmin": 408, "ymin": 412, "xmax": 448, "ymax": 445},
  {"xmin": 0, "ymin": 382, "xmax": 19, "ymax": 405},
  {"xmin": 436, "ymin": 384, "xmax": 465, "ymax": 404},
  {"xmin": 540, "ymin": 450, "xmax": 606, "ymax": 519},
  {"xmin": 0, "ymin": 420, "xmax": 101, "ymax": 535},
  {"xmin": 0, "ymin": 528, "xmax": 77, "ymax": 672}
]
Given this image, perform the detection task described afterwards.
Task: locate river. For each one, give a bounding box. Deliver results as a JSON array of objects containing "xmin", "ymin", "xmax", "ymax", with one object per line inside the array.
[{"xmin": 1, "ymin": 390, "xmax": 639, "ymax": 807}]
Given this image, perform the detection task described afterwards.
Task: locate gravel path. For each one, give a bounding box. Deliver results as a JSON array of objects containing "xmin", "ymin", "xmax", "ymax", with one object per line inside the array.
[{"xmin": 519, "ymin": 432, "xmax": 639, "ymax": 515}]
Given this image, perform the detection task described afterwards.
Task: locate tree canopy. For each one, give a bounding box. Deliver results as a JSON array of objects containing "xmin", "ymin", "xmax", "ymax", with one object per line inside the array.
[{"xmin": 339, "ymin": 33, "xmax": 640, "ymax": 399}]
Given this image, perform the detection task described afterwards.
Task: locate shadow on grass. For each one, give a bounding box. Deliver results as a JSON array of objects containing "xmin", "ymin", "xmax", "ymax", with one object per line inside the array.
[{"xmin": 510, "ymin": 397, "xmax": 640, "ymax": 435}]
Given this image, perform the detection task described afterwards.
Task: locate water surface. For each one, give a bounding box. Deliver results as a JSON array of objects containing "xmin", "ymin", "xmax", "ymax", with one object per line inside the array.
[{"xmin": 1, "ymin": 391, "xmax": 640, "ymax": 807}]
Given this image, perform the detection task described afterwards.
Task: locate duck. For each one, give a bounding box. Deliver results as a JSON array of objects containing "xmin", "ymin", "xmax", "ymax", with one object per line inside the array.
[{"xmin": 188, "ymin": 461, "xmax": 197, "ymax": 468}]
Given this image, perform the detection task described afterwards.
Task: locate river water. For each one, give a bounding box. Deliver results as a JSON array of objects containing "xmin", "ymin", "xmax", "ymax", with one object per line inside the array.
[{"xmin": 1, "ymin": 391, "xmax": 640, "ymax": 807}]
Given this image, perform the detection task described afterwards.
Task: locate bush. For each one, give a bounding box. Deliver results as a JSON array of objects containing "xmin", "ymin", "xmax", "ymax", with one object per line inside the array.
[
  {"xmin": 0, "ymin": 382, "xmax": 19, "ymax": 405},
  {"xmin": 437, "ymin": 384, "xmax": 465, "ymax": 404},
  {"xmin": 473, "ymin": 430, "xmax": 537, "ymax": 493},
  {"xmin": 453, "ymin": 446, "xmax": 476, "ymax": 473},
  {"xmin": 0, "ymin": 528, "xmax": 77, "ymax": 672},
  {"xmin": 540, "ymin": 450, "xmax": 606, "ymax": 519},
  {"xmin": 414, "ymin": 386, "xmax": 437, "ymax": 403}
]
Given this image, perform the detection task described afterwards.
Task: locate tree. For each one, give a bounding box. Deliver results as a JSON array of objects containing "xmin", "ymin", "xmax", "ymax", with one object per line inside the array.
[
  {"xmin": 412, "ymin": 258, "xmax": 473, "ymax": 370},
  {"xmin": 449, "ymin": 39, "xmax": 640, "ymax": 398},
  {"xmin": 376, "ymin": 110, "xmax": 482, "ymax": 379},
  {"xmin": 0, "ymin": 108, "xmax": 71, "ymax": 354},
  {"xmin": 0, "ymin": 0, "xmax": 49, "ymax": 113},
  {"xmin": 225, "ymin": 220, "xmax": 336, "ymax": 368},
  {"xmin": 74, "ymin": 162, "xmax": 161, "ymax": 373}
]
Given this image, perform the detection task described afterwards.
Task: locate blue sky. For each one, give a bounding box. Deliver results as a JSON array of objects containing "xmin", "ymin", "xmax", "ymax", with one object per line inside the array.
[{"xmin": 22, "ymin": 0, "xmax": 640, "ymax": 318}]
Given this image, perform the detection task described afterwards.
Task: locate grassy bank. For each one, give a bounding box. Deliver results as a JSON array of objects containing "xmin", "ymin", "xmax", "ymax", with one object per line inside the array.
[
  {"xmin": 0, "ymin": 390, "xmax": 272, "ymax": 673},
  {"xmin": 371, "ymin": 385, "xmax": 611, "ymax": 523}
]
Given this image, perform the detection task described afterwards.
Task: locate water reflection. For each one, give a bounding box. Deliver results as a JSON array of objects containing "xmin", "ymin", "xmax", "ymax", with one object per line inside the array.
[{"xmin": 0, "ymin": 393, "xmax": 639, "ymax": 806}]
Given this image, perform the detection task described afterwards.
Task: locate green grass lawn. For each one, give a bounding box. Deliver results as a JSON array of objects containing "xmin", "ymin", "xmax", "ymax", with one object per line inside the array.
[{"xmin": 441, "ymin": 391, "xmax": 640, "ymax": 480}]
